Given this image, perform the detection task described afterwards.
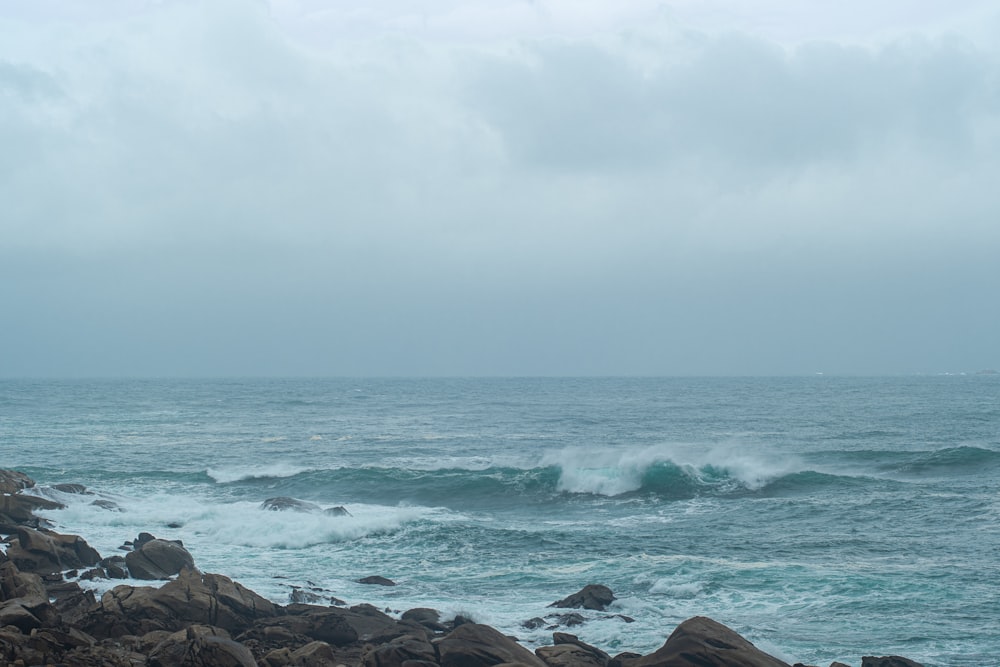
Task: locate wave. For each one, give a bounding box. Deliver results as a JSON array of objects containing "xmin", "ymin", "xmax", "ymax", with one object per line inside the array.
[
  {"xmin": 188, "ymin": 445, "xmax": 867, "ymax": 506},
  {"xmin": 893, "ymin": 446, "xmax": 1000, "ymax": 475}
]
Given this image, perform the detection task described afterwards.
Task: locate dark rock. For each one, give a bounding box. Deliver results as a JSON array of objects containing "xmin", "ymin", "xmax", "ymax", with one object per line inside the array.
[
  {"xmin": 628, "ymin": 616, "xmax": 790, "ymax": 667},
  {"xmin": 125, "ymin": 538, "xmax": 195, "ymax": 580},
  {"xmin": 288, "ymin": 640, "xmax": 341, "ymax": 666},
  {"xmin": 82, "ymin": 569, "xmax": 279, "ymax": 638},
  {"xmin": 5, "ymin": 527, "xmax": 101, "ymax": 574},
  {"xmin": 134, "ymin": 532, "xmax": 157, "ymax": 549},
  {"xmin": 364, "ymin": 633, "xmax": 438, "ymax": 667},
  {"xmin": 609, "ymin": 651, "xmax": 643, "ymax": 667},
  {"xmin": 550, "ymin": 613, "xmax": 586, "ymax": 628},
  {"xmin": 260, "ymin": 497, "xmax": 322, "ymax": 512},
  {"xmin": 402, "ymin": 607, "xmax": 448, "ymax": 632},
  {"xmin": 325, "ymin": 505, "xmax": 353, "ymax": 516},
  {"xmin": 436, "ymin": 623, "xmax": 547, "ymax": 667},
  {"xmin": 0, "ymin": 494, "xmax": 65, "ymax": 527},
  {"xmin": 549, "ymin": 584, "xmax": 615, "ymax": 611},
  {"xmin": 101, "ymin": 555, "xmax": 129, "ymax": 579},
  {"xmin": 290, "ymin": 588, "xmax": 323, "ymax": 604},
  {"xmin": 359, "ymin": 575, "xmax": 397, "ymax": 586},
  {"xmin": 0, "ymin": 470, "xmax": 35, "ymax": 494},
  {"xmin": 522, "ymin": 617, "xmax": 547, "ymax": 630},
  {"xmin": 148, "ymin": 625, "xmax": 257, "ymax": 667},
  {"xmin": 537, "ymin": 633, "xmax": 611, "ymax": 667},
  {"xmin": 52, "ymin": 483, "xmax": 89, "ymax": 494},
  {"xmin": 92, "ymin": 499, "xmax": 123, "ymax": 511},
  {"xmin": 166, "ymin": 521, "xmax": 183, "ymax": 528},
  {"xmin": 861, "ymin": 657, "xmax": 925, "ymax": 667}
]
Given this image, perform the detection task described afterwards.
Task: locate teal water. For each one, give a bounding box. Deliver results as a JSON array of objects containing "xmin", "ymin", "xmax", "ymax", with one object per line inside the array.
[{"xmin": 2, "ymin": 377, "xmax": 998, "ymax": 666}]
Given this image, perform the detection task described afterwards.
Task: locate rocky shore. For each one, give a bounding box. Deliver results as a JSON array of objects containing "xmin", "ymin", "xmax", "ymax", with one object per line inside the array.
[{"xmin": 0, "ymin": 470, "xmax": 925, "ymax": 667}]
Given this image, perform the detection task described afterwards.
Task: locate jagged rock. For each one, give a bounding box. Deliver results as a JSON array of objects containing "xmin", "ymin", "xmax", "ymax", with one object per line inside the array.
[
  {"xmin": 537, "ymin": 644, "xmax": 609, "ymax": 667},
  {"xmin": 436, "ymin": 623, "xmax": 547, "ymax": 667},
  {"xmin": 92, "ymin": 499, "xmax": 123, "ymax": 511},
  {"xmin": 364, "ymin": 633, "xmax": 438, "ymax": 667},
  {"xmin": 5, "ymin": 526, "xmax": 101, "ymax": 574},
  {"xmin": 325, "ymin": 505, "xmax": 353, "ymax": 516},
  {"xmin": 402, "ymin": 607, "xmax": 448, "ymax": 632},
  {"xmin": 0, "ymin": 470, "xmax": 35, "ymax": 494},
  {"xmin": 862, "ymin": 657, "xmax": 925, "ymax": 667},
  {"xmin": 359, "ymin": 575, "xmax": 396, "ymax": 586},
  {"xmin": 290, "ymin": 640, "xmax": 341, "ymax": 666},
  {"xmin": 52, "ymin": 483, "xmax": 90, "ymax": 494},
  {"xmin": 260, "ymin": 497, "xmax": 322, "ymax": 512},
  {"xmin": 148, "ymin": 625, "xmax": 257, "ymax": 667},
  {"xmin": 82, "ymin": 569, "xmax": 279, "ymax": 638},
  {"xmin": 290, "ymin": 588, "xmax": 323, "ymax": 604},
  {"xmin": 626, "ymin": 616, "xmax": 790, "ymax": 667},
  {"xmin": 125, "ymin": 538, "xmax": 195, "ymax": 579},
  {"xmin": 0, "ymin": 494, "xmax": 65, "ymax": 529},
  {"xmin": 549, "ymin": 585, "xmax": 615, "ymax": 611},
  {"xmin": 0, "ymin": 561, "xmax": 46, "ymax": 602},
  {"xmin": 101, "ymin": 555, "xmax": 129, "ymax": 579},
  {"xmin": 522, "ymin": 617, "xmax": 547, "ymax": 630},
  {"xmin": 548, "ymin": 613, "xmax": 585, "ymax": 628}
]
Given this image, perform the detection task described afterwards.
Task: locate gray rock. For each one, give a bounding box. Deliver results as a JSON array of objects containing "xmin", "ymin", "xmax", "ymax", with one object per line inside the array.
[
  {"xmin": 861, "ymin": 658, "xmax": 925, "ymax": 667},
  {"xmin": 549, "ymin": 584, "xmax": 615, "ymax": 611},
  {"xmin": 627, "ymin": 616, "xmax": 790, "ymax": 667},
  {"xmin": 0, "ymin": 470, "xmax": 35, "ymax": 494},
  {"xmin": 325, "ymin": 505, "xmax": 353, "ymax": 516},
  {"xmin": 260, "ymin": 497, "xmax": 322, "ymax": 512},
  {"xmin": 359, "ymin": 575, "xmax": 396, "ymax": 586},
  {"xmin": 125, "ymin": 539, "xmax": 195, "ymax": 580},
  {"xmin": 436, "ymin": 623, "xmax": 547, "ymax": 667}
]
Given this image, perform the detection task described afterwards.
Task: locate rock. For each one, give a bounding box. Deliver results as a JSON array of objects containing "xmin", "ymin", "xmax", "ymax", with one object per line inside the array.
[
  {"xmin": 125, "ymin": 538, "xmax": 196, "ymax": 579},
  {"xmin": 0, "ymin": 494, "xmax": 65, "ymax": 528},
  {"xmin": 522, "ymin": 617, "xmax": 547, "ymax": 630},
  {"xmin": 325, "ymin": 505, "xmax": 353, "ymax": 516},
  {"xmin": 0, "ymin": 470, "xmax": 35, "ymax": 495},
  {"xmin": 289, "ymin": 640, "xmax": 341, "ymax": 666},
  {"xmin": 536, "ymin": 633, "xmax": 611, "ymax": 667},
  {"xmin": 260, "ymin": 497, "xmax": 322, "ymax": 512},
  {"xmin": 537, "ymin": 644, "xmax": 608, "ymax": 667},
  {"xmin": 148, "ymin": 625, "xmax": 257, "ymax": 667},
  {"xmin": 364, "ymin": 633, "xmax": 438, "ymax": 667},
  {"xmin": 549, "ymin": 613, "xmax": 585, "ymax": 628},
  {"xmin": 101, "ymin": 555, "xmax": 129, "ymax": 579},
  {"xmin": 83, "ymin": 569, "xmax": 279, "ymax": 638},
  {"xmin": 359, "ymin": 575, "xmax": 397, "ymax": 586},
  {"xmin": 549, "ymin": 585, "xmax": 615, "ymax": 611},
  {"xmin": 0, "ymin": 561, "xmax": 46, "ymax": 602},
  {"xmin": 861, "ymin": 658, "xmax": 925, "ymax": 667},
  {"xmin": 628, "ymin": 616, "xmax": 791, "ymax": 667},
  {"xmin": 402, "ymin": 607, "xmax": 448, "ymax": 632},
  {"xmin": 290, "ymin": 588, "xmax": 323, "ymax": 604},
  {"xmin": 5, "ymin": 527, "xmax": 101, "ymax": 574},
  {"xmin": 436, "ymin": 623, "xmax": 547, "ymax": 667},
  {"xmin": 134, "ymin": 532, "xmax": 157, "ymax": 549},
  {"xmin": 92, "ymin": 499, "xmax": 123, "ymax": 511},
  {"xmin": 52, "ymin": 483, "xmax": 89, "ymax": 494}
]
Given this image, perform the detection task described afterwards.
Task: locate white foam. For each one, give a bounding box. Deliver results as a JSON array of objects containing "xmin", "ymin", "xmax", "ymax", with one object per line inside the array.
[
  {"xmin": 540, "ymin": 443, "xmax": 802, "ymax": 496},
  {"xmin": 206, "ymin": 463, "xmax": 314, "ymax": 483}
]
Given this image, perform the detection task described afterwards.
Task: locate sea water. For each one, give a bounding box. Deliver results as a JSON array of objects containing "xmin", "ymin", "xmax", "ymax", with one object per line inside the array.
[{"xmin": 2, "ymin": 377, "xmax": 998, "ymax": 666}]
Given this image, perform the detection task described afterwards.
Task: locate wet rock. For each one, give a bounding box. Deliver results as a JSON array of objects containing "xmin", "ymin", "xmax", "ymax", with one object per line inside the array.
[
  {"xmin": 364, "ymin": 633, "xmax": 438, "ymax": 667},
  {"xmin": 861, "ymin": 657, "xmax": 925, "ymax": 667},
  {"xmin": 260, "ymin": 497, "xmax": 322, "ymax": 512},
  {"xmin": 290, "ymin": 588, "xmax": 323, "ymax": 604},
  {"xmin": 5, "ymin": 526, "xmax": 101, "ymax": 574},
  {"xmin": 325, "ymin": 505, "xmax": 353, "ymax": 516},
  {"xmin": 403, "ymin": 607, "xmax": 449, "ymax": 632},
  {"xmin": 627, "ymin": 616, "xmax": 791, "ymax": 667},
  {"xmin": 101, "ymin": 555, "xmax": 129, "ymax": 579},
  {"xmin": 436, "ymin": 623, "xmax": 547, "ymax": 667},
  {"xmin": 549, "ymin": 584, "xmax": 615, "ymax": 611},
  {"xmin": 522, "ymin": 617, "xmax": 547, "ymax": 630},
  {"xmin": 125, "ymin": 538, "xmax": 195, "ymax": 580},
  {"xmin": 52, "ymin": 483, "xmax": 90, "ymax": 494},
  {"xmin": 0, "ymin": 470, "xmax": 35, "ymax": 495},
  {"xmin": 148, "ymin": 624, "xmax": 257, "ymax": 667},
  {"xmin": 359, "ymin": 575, "xmax": 397, "ymax": 586},
  {"xmin": 92, "ymin": 498, "xmax": 123, "ymax": 511},
  {"xmin": 548, "ymin": 613, "xmax": 586, "ymax": 628},
  {"xmin": 0, "ymin": 494, "xmax": 65, "ymax": 529}
]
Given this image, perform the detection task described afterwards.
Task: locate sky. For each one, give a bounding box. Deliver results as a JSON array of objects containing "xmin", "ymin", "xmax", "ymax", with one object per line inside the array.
[{"xmin": 2, "ymin": 0, "xmax": 999, "ymax": 377}]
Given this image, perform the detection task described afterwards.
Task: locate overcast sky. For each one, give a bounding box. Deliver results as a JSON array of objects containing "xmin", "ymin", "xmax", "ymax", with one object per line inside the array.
[{"xmin": 2, "ymin": 0, "xmax": 999, "ymax": 377}]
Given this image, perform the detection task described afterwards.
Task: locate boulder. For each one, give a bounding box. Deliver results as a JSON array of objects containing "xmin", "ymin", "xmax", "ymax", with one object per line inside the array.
[
  {"xmin": 51, "ymin": 483, "xmax": 90, "ymax": 494},
  {"xmin": 436, "ymin": 623, "xmax": 547, "ymax": 667},
  {"xmin": 325, "ymin": 505, "xmax": 353, "ymax": 516},
  {"xmin": 364, "ymin": 634, "xmax": 438, "ymax": 667},
  {"xmin": 359, "ymin": 575, "xmax": 397, "ymax": 586},
  {"xmin": 148, "ymin": 625, "xmax": 257, "ymax": 667},
  {"xmin": 0, "ymin": 494, "xmax": 65, "ymax": 528},
  {"xmin": 537, "ymin": 644, "xmax": 608, "ymax": 667},
  {"xmin": 0, "ymin": 470, "xmax": 35, "ymax": 494},
  {"xmin": 125, "ymin": 538, "xmax": 196, "ymax": 580},
  {"xmin": 5, "ymin": 527, "xmax": 101, "ymax": 574},
  {"xmin": 549, "ymin": 585, "xmax": 615, "ymax": 611},
  {"xmin": 260, "ymin": 497, "xmax": 322, "ymax": 512},
  {"xmin": 626, "ymin": 616, "xmax": 790, "ymax": 667},
  {"xmin": 861, "ymin": 658, "xmax": 925, "ymax": 667},
  {"xmin": 83, "ymin": 569, "xmax": 279, "ymax": 638}
]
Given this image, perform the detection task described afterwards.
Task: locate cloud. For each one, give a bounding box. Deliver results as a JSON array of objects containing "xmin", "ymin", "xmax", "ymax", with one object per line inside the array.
[{"xmin": 2, "ymin": 1, "xmax": 999, "ymax": 375}]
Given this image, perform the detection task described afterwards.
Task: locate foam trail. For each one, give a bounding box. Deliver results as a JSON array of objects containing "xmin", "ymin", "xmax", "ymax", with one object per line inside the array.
[{"xmin": 207, "ymin": 463, "xmax": 315, "ymax": 483}]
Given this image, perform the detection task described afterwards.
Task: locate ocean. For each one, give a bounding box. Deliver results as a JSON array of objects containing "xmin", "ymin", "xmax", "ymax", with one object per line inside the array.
[{"xmin": 2, "ymin": 376, "xmax": 998, "ymax": 666}]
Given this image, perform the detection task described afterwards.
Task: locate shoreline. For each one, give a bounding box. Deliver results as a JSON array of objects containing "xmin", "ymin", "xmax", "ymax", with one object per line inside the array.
[{"xmin": 0, "ymin": 470, "xmax": 925, "ymax": 667}]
